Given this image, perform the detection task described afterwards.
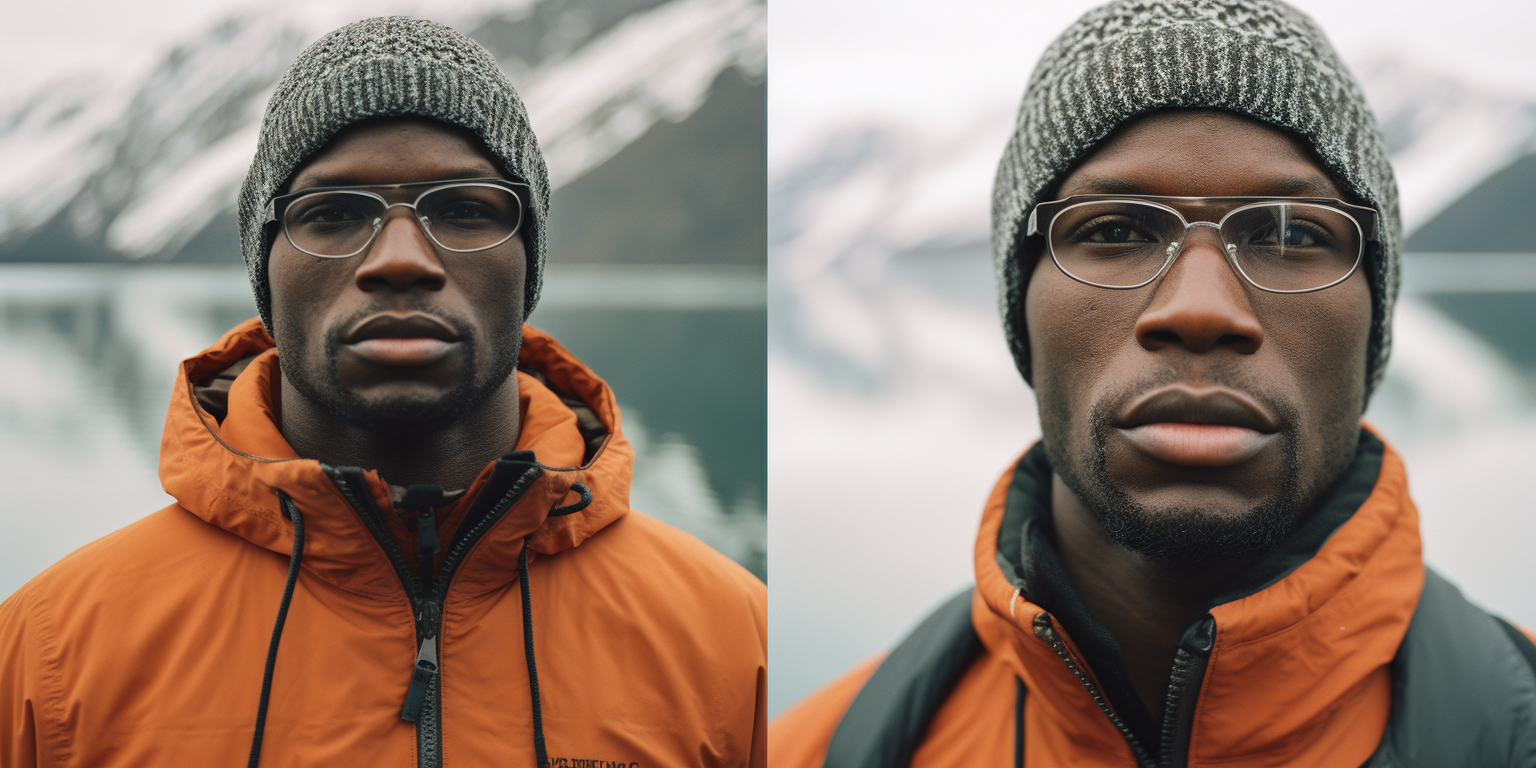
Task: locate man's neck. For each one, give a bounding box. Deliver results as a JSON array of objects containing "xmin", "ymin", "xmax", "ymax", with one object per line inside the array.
[
  {"xmin": 277, "ymin": 376, "xmax": 521, "ymax": 492},
  {"xmin": 1048, "ymin": 474, "xmax": 1246, "ymax": 723}
]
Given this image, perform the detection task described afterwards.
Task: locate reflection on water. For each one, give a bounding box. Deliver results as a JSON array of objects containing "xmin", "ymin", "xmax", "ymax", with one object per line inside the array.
[{"xmin": 0, "ymin": 264, "xmax": 765, "ymax": 596}]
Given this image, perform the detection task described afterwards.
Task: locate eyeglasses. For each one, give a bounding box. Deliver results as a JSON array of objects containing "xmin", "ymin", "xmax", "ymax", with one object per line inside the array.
[
  {"xmin": 264, "ymin": 177, "xmax": 530, "ymax": 259},
  {"xmin": 1026, "ymin": 195, "xmax": 1377, "ymax": 293}
]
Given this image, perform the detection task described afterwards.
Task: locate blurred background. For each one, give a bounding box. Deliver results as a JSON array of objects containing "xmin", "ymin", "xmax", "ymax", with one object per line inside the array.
[
  {"xmin": 769, "ymin": 0, "xmax": 1536, "ymax": 715},
  {"xmin": 0, "ymin": 0, "xmax": 767, "ymax": 590}
]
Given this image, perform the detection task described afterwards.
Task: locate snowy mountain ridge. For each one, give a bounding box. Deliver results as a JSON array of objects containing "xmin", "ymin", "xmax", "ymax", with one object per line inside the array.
[
  {"xmin": 1359, "ymin": 56, "xmax": 1536, "ymax": 233},
  {"xmin": 0, "ymin": 0, "xmax": 764, "ymax": 261},
  {"xmin": 768, "ymin": 54, "xmax": 1536, "ymax": 396}
]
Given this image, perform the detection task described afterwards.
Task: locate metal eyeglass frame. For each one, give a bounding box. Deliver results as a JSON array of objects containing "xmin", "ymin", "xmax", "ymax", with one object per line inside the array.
[
  {"xmin": 264, "ymin": 177, "xmax": 531, "ymax": 259},
  {"xmin": 1025, "ymin": 194, "xmax": 1378, "ymax": 294}
]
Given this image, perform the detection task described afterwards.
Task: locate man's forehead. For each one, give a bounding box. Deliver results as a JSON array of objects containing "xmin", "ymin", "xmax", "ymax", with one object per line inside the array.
[
  {"xmin": 286, "ymin": 117, "xmax": 503, "ymax": 192},
  {"xmin": 1064, "ymin": 173, "xmax": 1341, "ymax": 199},
  {"xmin": 1054, "ymin": 110, "xmax": 1349, "ymax": 201}
]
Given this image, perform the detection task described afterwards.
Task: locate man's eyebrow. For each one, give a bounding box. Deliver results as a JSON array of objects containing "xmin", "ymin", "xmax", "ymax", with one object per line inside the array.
[
  {"xmin": 1259, "ymin": 175, "xmax": 1339, "ymax": 197},
  {"xmin": 1063, "ymin": 174, "xmax": 1340, "ymax": 197},
  {"xmin": 289, "ymin": 166, "xmax": 504, "ymax": 192},
  {"xmin": 1063, "ymin": 176, "xmax": 1149, "ymax": 195}
]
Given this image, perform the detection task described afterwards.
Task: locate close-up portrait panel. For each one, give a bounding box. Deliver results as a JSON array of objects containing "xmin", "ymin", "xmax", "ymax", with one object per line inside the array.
[
  {"xmin": 767, "ymin": 0, "xmax": 1536, "ymax": 754},
  {"xmin": 0, "ymin": 0, "xmax": 765, "ymax": 593},
  {"xmin": 0, "ymin": 0, "xmax": 765, "ymax": 765}
]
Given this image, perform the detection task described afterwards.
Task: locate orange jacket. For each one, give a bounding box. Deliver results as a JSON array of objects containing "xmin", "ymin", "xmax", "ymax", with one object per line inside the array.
[
  {"xmin": 771, "ymin": 431, "xmax": 1527, "ymax": 767},
  {"xmin": 0, "ymin": 318, "xmax": 766, "ymax": 767}
]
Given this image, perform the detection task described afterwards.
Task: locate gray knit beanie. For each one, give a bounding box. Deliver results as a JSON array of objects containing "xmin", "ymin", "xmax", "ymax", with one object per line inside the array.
[
  {"xmin": 993, "ymin": 0, "xmax": 1401, "ymax": 402},
  {"xmin": 238, "ymin": 16, "xmax": 550, "ymax": 335}
]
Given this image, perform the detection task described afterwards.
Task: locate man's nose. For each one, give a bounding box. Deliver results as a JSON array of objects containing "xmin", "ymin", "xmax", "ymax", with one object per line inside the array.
[
  {"xmin": 353, "ymin": 209, "xmax": 447, "ymax": 292},
  {"xmin": 1134, "ymin": 228, "xmax": 1264, "ymax": 355}
]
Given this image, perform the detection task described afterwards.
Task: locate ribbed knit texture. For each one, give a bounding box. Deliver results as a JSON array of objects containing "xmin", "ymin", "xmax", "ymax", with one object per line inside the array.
[
  {"xmin": 237, "ymin": 17, "xmax": 550, "ymax": 334},
  {"xmin": 993, "ymin": 0, "xmax": 1401, "ymax": 403}
]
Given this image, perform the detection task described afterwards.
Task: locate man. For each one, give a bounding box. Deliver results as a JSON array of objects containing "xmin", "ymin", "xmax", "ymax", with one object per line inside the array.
[
  {"xmin": 771, "ymin": 1, "xmax": 1536, "ymax": 766},
  {"xmin": 0, "ymin": 17, "xmax": 765, "ymax": 767}
]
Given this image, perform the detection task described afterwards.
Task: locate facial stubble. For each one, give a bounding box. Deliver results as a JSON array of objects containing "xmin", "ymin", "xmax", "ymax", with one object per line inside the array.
[
  {"xmin": 282, "ymin": 309, "xmax": 522, "ymax": 435},
  {"xmin": 1041, "ymin": 372, "xmax": 1338, "ymax": 566}
]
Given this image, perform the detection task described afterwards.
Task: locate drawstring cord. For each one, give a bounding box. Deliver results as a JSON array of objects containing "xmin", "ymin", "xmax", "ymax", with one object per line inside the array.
[
  {"xmin": 248, "ymin": 492, "xmax": 306, "ymax": 768},
  {"xmin": 524, "ymin": 482, "xmax": 589, "ymax": 768},
  {"xmin": 520, "ymin": 544, "xmax": 549, "ymax": 768},
  {"xmin": 549, "ymin": 482, "xmax": 591, "ymax": 517},
  {"xmin": 243, "ymin": 481, "xmax": 588, "ymax": 768},
  {"xmin": 1014, "ymin": 677, "xmax": 1026, "ymax": 768}
]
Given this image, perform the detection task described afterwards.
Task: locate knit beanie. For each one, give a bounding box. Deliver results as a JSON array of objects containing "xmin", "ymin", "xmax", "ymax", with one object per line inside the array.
[
  {"xmin": 993, "ymin": 0, "xmax": 1401, "ymax": 402},
  {"xmin": 237, "ymin": 16, "xmax": 551, "ymax": 334}
]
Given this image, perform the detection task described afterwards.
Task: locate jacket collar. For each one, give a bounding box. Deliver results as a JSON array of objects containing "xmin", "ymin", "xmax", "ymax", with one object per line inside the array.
[
  {"xmin": 158, "ymin": 318, "xmax": 634, "ymax": 600},
  {"xmin": 972, "ymin": 427, "xmax": 1424, "ymax": 764}
]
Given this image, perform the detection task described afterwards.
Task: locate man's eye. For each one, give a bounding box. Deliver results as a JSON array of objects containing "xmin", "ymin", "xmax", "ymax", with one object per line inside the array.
[
  {"xmin": 296, "ymin": 203, "xmax": 369, "ymax": 225},
  {"xmin": 1083, "ymin": 221, "xmax": 1154, "ymax": 244},
  {"xmin": 434, "ymin": 202, "xmax": 495, "ymax": 221},
  {"xmin": 1250, "ymin": 221, "xmax": 1327, "ymax": 248}
]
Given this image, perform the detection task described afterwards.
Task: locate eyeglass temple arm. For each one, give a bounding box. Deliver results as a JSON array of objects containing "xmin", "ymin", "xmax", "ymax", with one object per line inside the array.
[{"xmin": 1026, "ymin": 206, "xmax": 1040, "ymax": 236}]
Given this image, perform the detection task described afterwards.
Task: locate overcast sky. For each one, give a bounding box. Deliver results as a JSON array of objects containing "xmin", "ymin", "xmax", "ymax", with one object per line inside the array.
[
  {"xmin": 769, "ymin": 0, "xmax": 1536, "ymax": 155},
  {"xmin": 3, "ymin": 0, "xmax": 246, "ymax": 101},
  {"xmin": 8, "ymin": 0, "xmax": 1534, "ymax": 132},
  {"xmin": 0, "ymin": 0, "xmax": 519, "ymax": 105}
]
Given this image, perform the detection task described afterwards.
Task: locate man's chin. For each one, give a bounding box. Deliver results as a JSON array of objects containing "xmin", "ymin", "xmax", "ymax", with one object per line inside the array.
[
  {"xmin": 325, "ymin": 392, "xmax": 477, "ymax": 434},
  {"xmin": 1089, "ymin": 495, "xmax": 1303, "ymax": 565},
  {"xmin": 1059, "ymin": 410, "xmax": 1311, "ymax": 565}
]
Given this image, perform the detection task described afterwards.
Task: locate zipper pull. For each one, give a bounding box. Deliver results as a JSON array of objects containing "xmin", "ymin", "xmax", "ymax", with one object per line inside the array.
[
  {"xmin": 399, "ymin": 484, "xmax": 447, "ymax": 593},
  {"xmin": 400, "ymin": 634, "xmax": 438, "ymax": 723},
  {"xmin": 416, "ymin": 510, "xmax": 440, "ymax": 591}
]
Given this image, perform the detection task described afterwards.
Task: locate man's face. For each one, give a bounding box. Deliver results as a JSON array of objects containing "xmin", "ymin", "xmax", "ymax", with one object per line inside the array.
[
  {"xmin": 268, "ymin": 116, "xmax": 526, "ymax": 434},
  {"xmin": 1025, "ymin": 110, "xmax": 1373, "ymax": 563}
]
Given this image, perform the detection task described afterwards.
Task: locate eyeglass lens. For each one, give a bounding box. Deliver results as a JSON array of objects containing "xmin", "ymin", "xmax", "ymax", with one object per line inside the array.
[
  {"xmin": 283, "ymin": 184, "xmax": 523, "ymax": 258},
  {"xmin": 1047, "ymin": 200, "xmax": 1362, "ymax": 291}
]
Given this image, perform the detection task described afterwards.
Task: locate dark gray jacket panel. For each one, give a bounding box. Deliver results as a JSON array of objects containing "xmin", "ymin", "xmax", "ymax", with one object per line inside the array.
[{"xmin": 1361, "ymin": 569, "xmax": 1536, "ymax": 768}]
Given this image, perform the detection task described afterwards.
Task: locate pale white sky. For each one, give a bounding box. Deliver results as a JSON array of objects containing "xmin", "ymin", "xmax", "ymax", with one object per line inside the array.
[
  {"xmin": 769, "ymin": 0, "xmax": 1536, "ymax": 157},
  {"xmin": 2, "ymin": 0, "xmax": 245, "ymax": 101},
  {"xmin": 10, "ymin": 0, "xmax": 1533, "ymax": 126},
  {"xmin": 0, "ymin": 0, "xmax": 521, "ymax": 106}
]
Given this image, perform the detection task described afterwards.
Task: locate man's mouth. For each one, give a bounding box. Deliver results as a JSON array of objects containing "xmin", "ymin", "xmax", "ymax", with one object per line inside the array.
[
  {"xmin": 342, "ymin": 312, "xmax": 461, "ymax": 367},
  {"xmin": 1113, "ymin": 385, "xmax": 1280, "ymax": 467}
]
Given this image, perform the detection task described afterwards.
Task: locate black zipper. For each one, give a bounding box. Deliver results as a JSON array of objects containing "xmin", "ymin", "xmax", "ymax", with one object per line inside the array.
[
  {"xmin": 1032, "ymin": 613, "xmax": 1157, "ymax": 768},
  {"xmin": 1030, "ymin": 610, "xmax": 1216, "ymax": 768},
  {"xmin": 325, "ymin": 462, "xmax": 542, "ymax": 768},
  {"xmin": 401, "ymin": 508, "xmax": 442, "ymax": 727},
  {"xmin": 1156, "ymin": 617, "xmax": 1214, "ymax": 768}
]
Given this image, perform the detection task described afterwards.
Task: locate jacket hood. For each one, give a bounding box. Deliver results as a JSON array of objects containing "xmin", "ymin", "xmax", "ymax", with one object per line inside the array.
[
  {"xmin": 972, "ymin": 427, "xmax": 1424, "ymax": 766},
  {"xmin": 158, "ymin": 317, "xmax": 634, "ymax": 600}
]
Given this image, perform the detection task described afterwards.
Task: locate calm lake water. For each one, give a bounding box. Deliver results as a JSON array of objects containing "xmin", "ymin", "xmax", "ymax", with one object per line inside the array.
[{"xmin": 0, "ymin": 263, "xmax": 766, "ymax": 596}]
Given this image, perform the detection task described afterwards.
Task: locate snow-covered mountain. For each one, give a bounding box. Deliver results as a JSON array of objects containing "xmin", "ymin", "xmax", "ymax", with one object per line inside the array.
[
  {"xmin": 1360, "ymin": 56, "xmax": 1536, "ymax": 233},
  {"xmin": 769, "ymin": 54, "xmax": 1536, "ymax": 389},
  {"xmin": 0, "ymin": 0, "xmax": 765, "ymax": 263}
]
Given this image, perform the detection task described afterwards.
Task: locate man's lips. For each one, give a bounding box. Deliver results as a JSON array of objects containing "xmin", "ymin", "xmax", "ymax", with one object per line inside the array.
[
  {"xmin": 342, "ymin": 313, "xmax": 460, "ymax": 367},
  {"xmin": 1118, "ymin": 423, "xmax": 1271, "ymax": 467},
  {"xmin": 1114, "ymin": 386, "xmax": 1279, "ymax": 467},
  {"xmin": 347, "ymin": 337, "xmax": 455, "ymax": 366}
]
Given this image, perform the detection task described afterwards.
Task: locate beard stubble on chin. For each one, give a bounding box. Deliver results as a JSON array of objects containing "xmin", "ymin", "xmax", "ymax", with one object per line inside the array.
[
  {"xmin": 1040, "ymin": 367, "xmax": 1345, "ymax": 566},
  {"xmin": 282, "ymin": 308, "xmax": 523, "ymax": 436}
]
